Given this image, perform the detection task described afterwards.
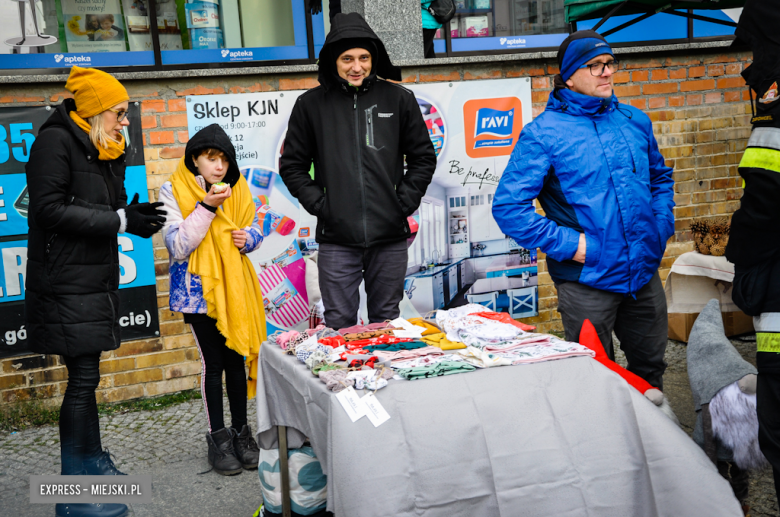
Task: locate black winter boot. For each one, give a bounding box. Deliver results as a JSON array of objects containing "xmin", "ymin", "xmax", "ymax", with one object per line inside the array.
[
  {"xmin": 83, "ymin": 449, "xmax": 126, "ymax": 476},
  {"xmin": 207, "ymin": 427, "xmax": 243, "ymax": 476},
  {"xmin": 55, "ymin": 502, "xmax": 128, "ymax": 517},
  {"xmin": 233, "ymin": 424, "xmax": 260, "ymax": 470}
]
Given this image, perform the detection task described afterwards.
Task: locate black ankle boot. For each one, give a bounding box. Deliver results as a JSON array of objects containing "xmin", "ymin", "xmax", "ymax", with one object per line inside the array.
[
  {"xmin": 83, "ymin": 449, "xmax": 126, "ymax": 476},
  {"xmin": 233, "ymin": 424, "xmax": 260, "ymax": 470},
  {"xmin": 55, "ymin": 502, "xmax": 128, "ymax": 517},
  {"xmin": 207, "ymin": 427, "xmax": 243, "ymax": 476}
]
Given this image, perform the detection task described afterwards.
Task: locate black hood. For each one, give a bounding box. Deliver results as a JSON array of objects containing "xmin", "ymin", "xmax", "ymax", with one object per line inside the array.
[
  {"xmin": 317, "ymin": 12, "xmax": 401, "ymax": 89},
  {"xmin": 41, "ymin": 98, "xmax": 100, "ymax": 157},
  {"xmin": 184, "ymin": 123, "xmax": 240, "ymax": 187}
]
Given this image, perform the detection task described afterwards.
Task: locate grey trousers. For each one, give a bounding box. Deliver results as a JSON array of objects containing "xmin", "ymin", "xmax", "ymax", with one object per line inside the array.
[
  {"xmin": 556, "ymin": 272, "xmax": 668, "ymax": 389},
  {"xmin": 317, "ymin": 240, "xmax": 409, "ymax": 331}
]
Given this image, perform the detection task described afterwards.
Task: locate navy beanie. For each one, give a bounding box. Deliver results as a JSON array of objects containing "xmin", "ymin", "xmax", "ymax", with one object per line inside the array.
[{"xmin": 558, "ymin": 30, "xmax": 614, "ymax": 82}]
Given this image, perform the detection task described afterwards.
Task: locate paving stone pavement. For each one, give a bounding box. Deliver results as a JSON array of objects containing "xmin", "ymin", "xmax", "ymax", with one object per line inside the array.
[{"xmin": 0, "ymin": 338, "xmax": 778, "ymax": 516}]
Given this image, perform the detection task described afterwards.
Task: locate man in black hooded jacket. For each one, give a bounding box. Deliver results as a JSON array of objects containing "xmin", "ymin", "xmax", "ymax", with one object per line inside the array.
[{"xmin": 280, "ymin": 12, "xmax": 436, "ymax": 330}]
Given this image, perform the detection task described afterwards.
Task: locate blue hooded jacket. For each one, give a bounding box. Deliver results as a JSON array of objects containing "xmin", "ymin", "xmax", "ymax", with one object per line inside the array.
[{"xmin": 493, "ymin": 88, "xmax": 675, "ymax": 295}]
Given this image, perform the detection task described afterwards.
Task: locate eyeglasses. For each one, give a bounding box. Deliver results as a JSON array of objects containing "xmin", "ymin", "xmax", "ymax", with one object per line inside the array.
[
  {"xmin": 578, "ymin": 60, "xmax": 619, "ymax": 77},
  {"xmin": 107, "ymin": 107, "xmax": 128, "ymax": 122}
]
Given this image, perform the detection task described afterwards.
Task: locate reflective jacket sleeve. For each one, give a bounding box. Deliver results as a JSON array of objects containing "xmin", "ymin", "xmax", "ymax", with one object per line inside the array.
[
  {"xmin": 647, "ymin": 126, "xmax": 675, "ymax": 242},
  {"xmin": 397, "ymin": 90, "xmax": 437, "ymax": 216},
  {"xmin": 492, "ymin": 124, "xmax": 581, "ymax": 262},
  {"xmin": 279, "ymin": 97, "xmax": 326, "ymax": 216}
]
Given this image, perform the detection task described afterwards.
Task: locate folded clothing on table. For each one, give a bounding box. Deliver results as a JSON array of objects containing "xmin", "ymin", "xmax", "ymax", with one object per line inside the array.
[
  {"xmin": 396, "ymin": 360, "xmax": 477, "ymax": 380},
  {"xmin": 372, "ymin": 346, "xmax": 444, "ymax": 364},
  {"xmin": 420, "ymin": 332, "xmax": 466, "ymax": 350}
]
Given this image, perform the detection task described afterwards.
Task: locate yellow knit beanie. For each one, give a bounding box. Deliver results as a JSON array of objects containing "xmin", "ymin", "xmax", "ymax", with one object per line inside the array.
[{"xmin": 65, "ymin": 66, "xmax": 129, "ymax": 119}]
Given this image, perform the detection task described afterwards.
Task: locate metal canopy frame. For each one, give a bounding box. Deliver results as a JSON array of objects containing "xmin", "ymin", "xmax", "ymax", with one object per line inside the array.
[{"xmin": 589, "ymin": 1, "xmax": 737, "ymax": 37}]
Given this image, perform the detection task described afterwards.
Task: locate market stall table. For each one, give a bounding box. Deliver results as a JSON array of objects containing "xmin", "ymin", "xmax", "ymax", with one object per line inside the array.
[{"xmin": 255, "ymin": 342, "xmax": 743, "ymax": 517}]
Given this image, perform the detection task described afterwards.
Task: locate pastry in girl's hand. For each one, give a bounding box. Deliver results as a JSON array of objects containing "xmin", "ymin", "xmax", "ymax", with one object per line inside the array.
[{"xmin": 212, "ymin": 182, "xmax": 228, "ymax": 194}]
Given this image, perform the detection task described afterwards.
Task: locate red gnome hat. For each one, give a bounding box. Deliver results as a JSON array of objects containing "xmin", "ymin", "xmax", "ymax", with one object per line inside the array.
[{"xmin": 578, "ymin": 319, "xmax": 659, "ymax": 398}]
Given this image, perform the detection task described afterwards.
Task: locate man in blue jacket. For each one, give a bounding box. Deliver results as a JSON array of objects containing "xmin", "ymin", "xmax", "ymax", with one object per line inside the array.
[{"xmin": 493, "ymin": 30, "xmax": 675, "ymax": 389}]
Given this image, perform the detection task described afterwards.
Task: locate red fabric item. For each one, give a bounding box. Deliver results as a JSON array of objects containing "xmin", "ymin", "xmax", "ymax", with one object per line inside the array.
[
  {"xmin": 474, "ymin": 311, "xmax": 536, "ymax": 331},
  {"xmin": 318, "ymin": 336, "xmax": 346, "ymax": 348},
  {"xmin": 344, "ymin": 335, "xmax": 414, "ymax": 350},
  {"xmin": 578, "ymin": 319, "xmax": 654, "ymax": 395}
]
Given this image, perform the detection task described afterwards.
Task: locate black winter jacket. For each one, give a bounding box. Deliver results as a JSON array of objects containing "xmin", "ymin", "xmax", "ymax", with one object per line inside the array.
[
  {"xmin": 25, "ymin": 99, "xmax": 127, "ymax": 357},
  {"xmin": 279, "ymin": 13, "xmax": 437, "ymax": 248}
]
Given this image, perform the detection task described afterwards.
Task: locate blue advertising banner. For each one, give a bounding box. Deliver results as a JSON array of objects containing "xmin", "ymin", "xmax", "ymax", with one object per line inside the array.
[{"xmin": 0, "ymin": 104, "xmax": 159, "ymax": 358}]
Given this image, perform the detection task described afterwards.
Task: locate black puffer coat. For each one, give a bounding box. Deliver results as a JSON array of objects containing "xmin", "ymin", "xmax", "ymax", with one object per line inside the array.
[{"xmin": 25, "ymin": 99, "xmax": 127, "ymax": 357}]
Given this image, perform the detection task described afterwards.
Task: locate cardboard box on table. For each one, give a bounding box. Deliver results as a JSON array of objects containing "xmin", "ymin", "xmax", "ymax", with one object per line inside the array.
[{"xmin": 665, "ymin": 252, "xmax": 754, "ymax": 342}]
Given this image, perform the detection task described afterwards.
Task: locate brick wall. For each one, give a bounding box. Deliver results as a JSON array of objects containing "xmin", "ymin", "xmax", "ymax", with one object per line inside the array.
[{"xmin": 0, "ymin": 47, "xmax": 753, "ymax": 404}]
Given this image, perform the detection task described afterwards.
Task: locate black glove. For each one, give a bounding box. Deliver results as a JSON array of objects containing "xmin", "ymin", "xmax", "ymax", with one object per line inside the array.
[
  {"xmin": 125, "ymin": 193, "xmax": 167, "ymax": 238},
  {"xmin": 309, "ymin": 0, "xmax": 322, "ymax": 15}
]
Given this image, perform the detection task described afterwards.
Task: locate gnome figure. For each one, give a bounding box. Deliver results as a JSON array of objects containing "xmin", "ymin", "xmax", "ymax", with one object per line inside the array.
[{"xmin": 688, "ymin": 299, "xmax": 767, "ymax": 514}]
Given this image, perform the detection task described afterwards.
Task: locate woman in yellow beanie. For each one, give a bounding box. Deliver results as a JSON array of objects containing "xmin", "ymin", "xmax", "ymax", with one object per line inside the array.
[{"xmin": 25, "ymin": 65, "xmax": 166, "ymax": 517}]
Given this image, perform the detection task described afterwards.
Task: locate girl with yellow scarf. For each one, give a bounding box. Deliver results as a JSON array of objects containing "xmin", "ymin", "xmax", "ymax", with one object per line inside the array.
[{"xmin": 158, "ymin": 123, "xmax": 267, "ymax": 476}]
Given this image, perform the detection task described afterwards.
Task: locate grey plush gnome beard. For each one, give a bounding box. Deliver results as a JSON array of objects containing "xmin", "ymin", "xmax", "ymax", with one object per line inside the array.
[{"xmin": 710, "ymin": 381, "xmax": 769, "ymax": 471}]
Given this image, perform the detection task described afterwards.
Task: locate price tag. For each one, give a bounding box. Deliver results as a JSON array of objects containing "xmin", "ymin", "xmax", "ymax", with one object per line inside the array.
[
  {"xmin": 361, "ymin": 393, "xmax": 391, "ymax": 427},
  {"xmin": 335, "ymin": 386, "xmax": 366, "ymax": 423}
]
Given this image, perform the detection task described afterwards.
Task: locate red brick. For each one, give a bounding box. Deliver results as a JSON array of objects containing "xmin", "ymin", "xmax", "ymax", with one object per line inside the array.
[
  {"xmin": 669, "ymin": 95, "xmax": 685, "ymax": 107},
  {"xmin": 50, "ymin": 90, "xmax": 74, "ymax": 102},
  {"xmin": 168, "ymin": 99, "xmax": 187, "ymax": 112},
  {"xmin": 611, "ymin": 71, "xmax": 629, "ymax": 84},
  {"xmin": 142, "ymin": 99, "xmax": 166, "ymax": 113},
  {"xmin": 708, "ymin": 64, "xmax": 725, "ymax": 77},
  {"xmin": 613, "ymin": 84, "xmax": 641, "ymax": 97},
  {"xmin": 532, "ymin": 105, "xmax": 545, "ymax": 118},
  {"xmin": 687, "ymin": 94, "xmax": 703, "ymax": 106},
  {"xmin": 629, "ymin": 98, "xmax": 646, "ymax": 110},
  {"xmin": 464, "ymin": 70, "xmax": 502, "ymax": 81},
  {"xmin": 724, "ymin": 91, "xmax": 741, "ymax": 103},
  {"xmin": 681, "ymin": 79, "xmax": 715, "ymax": 92},
  {"xmin": 506, "ymin": 67, "xmax": 545, "ymax": 78},
  {"xmin": 149, "ymin": 131, "xmax": 175, "ymax": 145},
  {"xmin": 703, "ymin": 54, "xmax": 738, "ymax": 64},
  {"xmin": 161, "ymin": 114, "xmax": 188, "ymax": 128},
  {"xmin": 705, "ymin": 92, "xmax": 721, "ymax": 104},
  {"xmin": 688, "ymin": 66, "xmax": 706, "ymax": 78},
  {"xmin": 648, "ymin": 97, "xmax": 666, "ymax": 109},
  {"xmin": 547, "ymin": 65, "xmax": 560, "ymax": 75},
  {"xmin": 177, "ymin": 131, "xmax": 189, "ymax": 144},
  {"xmin": 175, "ymin": 86, "xmax": 226, "ymax": 96},
  {"xmin": 419, "ymin": 70, "xmax": 461, "ymax": 83},
  {"xmin": 532, "ymin": 91, "xmax": 549, "ymax": 103},
  {"xmin": 160, "ymin": 146, "xmax": 185, "ymax": 159},
  {"xmin": 650, "ymin": 70, "xmax": 668, "ymax": 81},
  {"xmin": 625, "ymin": 58, "xmax": 663, "ymax": 70},
  {"xmin": 725, "ymin": 63, "xmax": 742, "ymax": 75},
  {"xmin": 742, "ymin": 90, "xmax": 751, "ymax": 101},
  {"xmin": 531, "ymin": 77, "xmax": 550, "ymax": 89},
  {"xmin": 632, "ymin": 70, "xmax": 649, "ymax": 82},
  {"xmin": 643, "ymin": 83, "xmax": 678, "ymax": 95},
  {"xmin": 669, "ymin": 69, "xmax": 687, "ymax": 80},
  {"xmin": 141, "ymin": 115, "xmax": 157, "ymax": 129},
  {"xmin": 0, "ymin": 95, "xmax": 45, "ymax": 103},
  {"xmin": 717, "ymin": 77, "xmax": 746, "ymax": 89},
  {"xmin": 279, "ymin": 77, "xmax": 319, "ymax": 90},
  {"xmin": 227, "ymin": 82, "xmax": 274, "ymax": 94}
]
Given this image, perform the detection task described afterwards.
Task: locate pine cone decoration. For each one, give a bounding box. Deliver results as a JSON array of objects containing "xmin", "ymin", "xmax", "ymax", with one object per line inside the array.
[
  {"xmin": 700, "ymin": 234, "xmax": 715, "ymax": 255},
  {"xmin": 710, "ymin": 243, "xmax": 726, "ymax": 256},
  {"xmin": 690, "ymin": 219, "xmax": 710, "ymax": 235},
  {"xmin": 717, "ymin": 234, "xmax": 729, "ymax": 249}
]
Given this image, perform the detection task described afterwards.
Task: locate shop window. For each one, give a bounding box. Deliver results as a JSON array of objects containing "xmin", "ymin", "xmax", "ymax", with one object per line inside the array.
[
  {"xmin": 0, "ymin": 0, "xmax": 155, "ymax": 69},
  {"xmin": 692, "ymin": 9, "xmax": 740, "ymax": 38},
  {"xmin": 576, "ymin": 12, "xmax": 687, "ymax": 43},
  {"xmin": 162, "ymin": 0, "xmax": 308, "ymax": 65},
  {"xmin": 449, "ymin": 0, "xmax": 568, "ymax": 53}
]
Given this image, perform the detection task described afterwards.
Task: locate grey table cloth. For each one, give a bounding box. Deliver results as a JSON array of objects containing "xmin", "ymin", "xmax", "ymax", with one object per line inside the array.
[{"xmin": 255, "ymin": 343, "xmax": 742, "ymax": 517}]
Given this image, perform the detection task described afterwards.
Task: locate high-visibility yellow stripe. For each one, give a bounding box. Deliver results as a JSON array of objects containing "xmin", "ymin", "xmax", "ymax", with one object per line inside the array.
[
  {"xmin": 740, "ymin": 147, "xmax": 780, "ymax": 173},
  {"xmin": 757, "ymin": 332, "xmax": 780, "ymax": 353}
]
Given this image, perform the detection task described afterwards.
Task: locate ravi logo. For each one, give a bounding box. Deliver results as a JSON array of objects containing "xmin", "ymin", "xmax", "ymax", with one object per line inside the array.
[
  {"xmin": 463, "ymin": 97, "xmax": 523, "ymax": 158},
  {"xmin": 221, "ymin": 49, "xmax": 230, "ymax": 57},
  {"xmin": 54, "ymin": 54, "xmax": 64, "ymax": 63}
]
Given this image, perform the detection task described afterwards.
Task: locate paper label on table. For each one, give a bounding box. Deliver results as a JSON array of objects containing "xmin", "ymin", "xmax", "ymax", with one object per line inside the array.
[
  {"xmin": 335, "ymin": 387, "xmax": 366, "ymax": 422},
  {"xmin": 390, "ymin": 318, "xmax": 419, "ymax": 332},
  {"xmin": 393, "ymin": 328, "xmax": 425, "ymax": 338},
  {"xmin": 361, "ymin": 393, "xmax": 391, "ymax": 427}
]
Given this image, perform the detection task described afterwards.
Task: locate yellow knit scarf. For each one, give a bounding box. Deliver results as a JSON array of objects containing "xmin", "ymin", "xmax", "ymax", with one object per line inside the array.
[
  {"xmin": 171, "ymin": 158, "xmax": 266, "ymax": 398},
  {"xmin": 69, "ymin": 111, "xmax": 126, "ymax": 161}
]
